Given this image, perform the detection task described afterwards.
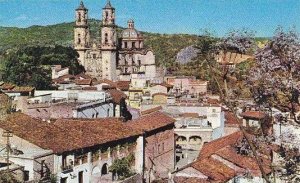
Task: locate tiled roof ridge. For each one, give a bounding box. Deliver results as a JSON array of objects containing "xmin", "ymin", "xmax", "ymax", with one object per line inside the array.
[{"xmin": 140, "ymin": 106, "xmax": 163, "ymax": 115}]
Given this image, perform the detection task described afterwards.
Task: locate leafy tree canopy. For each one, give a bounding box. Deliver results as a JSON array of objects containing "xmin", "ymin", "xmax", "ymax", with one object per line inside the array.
[{"xmin": 2, "ymin": 45, "xmax": 84, "ymax": 89}]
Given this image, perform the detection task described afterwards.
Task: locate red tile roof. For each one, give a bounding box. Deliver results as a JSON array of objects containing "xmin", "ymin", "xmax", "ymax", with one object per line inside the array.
[
  {"xmin": 11, "ymin": 86, "xmax": 35, "ymax": 93},
  {"xmin": 215, "ymin": 146, "xmax": 272, "ymax": 176},
  {"xmin": 0, "ymin": 113, "xmax": 140, "ymax": 154},
  {"xmin": 75, "ymin": 73, "xmax": 92, "ymax": 80},
  {"xmin": 225, "ymin": 111, "xmax": 241, "ymax": 126},
  {"xmin": 0, "ymin": 93, "xmax": 10, "ymax": 105},
  {"xmin": 93, "ymin": 79, "xmax": 116, "ymax": 87},
  {"xmin": 180, "ymin": 113, "xmax": 199, "ymax": 118},
  {"xmin": 127, "ymin": 111, "xmax": 175, "ymax": 133},
  {"xmin": 240, "ymin": 111, "xmax": 266, "ymax": 120},
  {"xmin": 115, "ymin": 81, "xmax": 131, "ymax": 91},
  {"xmin": 192, "ymin": 157, "xmax": 235, "ymax": 182},
  {"xmin": 140, "ymin": 106, "xmax": 163, "ymax": 116},
  {"xmin": 107, "ymin": 89, "xmax": 127, "ymax": 104},
  {"xmin": 173, "ymin": 177, "xmax": 210, "ymax": 183},
  {"xmin": 54, "ymin": 118, "xmax": 140, "ymax": 150},
  {"xmin": 82, "ymin": 87, "xmax": 97, "ymax": 91},
  {"xmin": 75, "ymin": 79, "xmax": 92, "ymax": 85},
  {"xmin": 207, "ymin": 98, "xmax": 220, "ymax": 105},
  {"xmin": 0, "ymin": 83, "xmax": 15, "ymax": 90},
  {"xmin": 178, "ymin": 131, "xmax": 272, "ymax": 182},
  {"xmin": 199, "ymin": 131, "xmax": 245, "ymax": 159},
  {"xmin": 52, "ymin": 74, "xmax": 75, "ymax": 84}
]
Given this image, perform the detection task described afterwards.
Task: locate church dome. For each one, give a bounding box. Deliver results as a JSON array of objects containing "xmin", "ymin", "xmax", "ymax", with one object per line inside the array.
[
  {"xmin": 122, "ymin": 28, "xmax": 141, "ymax": 39},
  {"xmin": 121, "ymin": 19, "xmax": 143, "ymax": 39}
]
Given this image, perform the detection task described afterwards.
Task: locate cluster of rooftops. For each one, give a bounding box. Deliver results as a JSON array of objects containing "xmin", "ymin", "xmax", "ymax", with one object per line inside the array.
[{"xmin": 0, "ymin": 111, "xmax": 175, "ymax": 154}]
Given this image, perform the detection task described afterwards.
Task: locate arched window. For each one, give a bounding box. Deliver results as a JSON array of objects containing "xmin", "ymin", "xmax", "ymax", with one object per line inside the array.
[
  {"xmin": 105, "ymin": 11, "xmax": 108, "ymax": 22},
  {"xmin": 78, "ymin": 13, "xmax": 81, "ymax": 22},
  {"xmin": 189, "ymin": 136, "xmax": 202, "ymax": 144},
  {"xmin": 177, "ymin": 136, "xmax": 187, "ymax": 142},
  {"xmin": 101, "ymin": 163, "xmax": 108, "ymax": 175},
  {"xmin": 133, "ymin": 67, "xmax": 137, "ymax": 73},
  {"xmin": 78, "ymin": 34, "xmax": 81, "ymax": 44},
  {"xmin": 104, "ymin": 33, "xmax": 108, "ymax": 44},
  {"xmin": 107, "ymin": 109, "xmax": 110, "ymax": 117}
]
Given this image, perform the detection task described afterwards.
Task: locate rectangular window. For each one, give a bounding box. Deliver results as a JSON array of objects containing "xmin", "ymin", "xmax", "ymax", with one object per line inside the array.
[
  {"xmin": 40, "ymin": 160, "xmax": 45, "ymax": 178},
  {"xmin": 23, "ymin": 170, "xmax": 29, "ymax": 181},
  {"xmin": 132, "ymin": 42, "xmax": 136, "ymax": 48},
  {"xmin": 78, "ymin": 171, "xmax": 83, "ymax": 183},
  {"xmin": 124, "ymin": 42, "xmax": 128, "ymax": 48},
  {"xmin": 62, "ymin": 155, "xmax": 67, "ymax": 168}
]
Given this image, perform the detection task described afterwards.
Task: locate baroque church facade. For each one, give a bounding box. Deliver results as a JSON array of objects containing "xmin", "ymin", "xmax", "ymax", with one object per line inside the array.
[{"xmin": 74, "ymin": 1, "xmax": 157, "ymax": 81}]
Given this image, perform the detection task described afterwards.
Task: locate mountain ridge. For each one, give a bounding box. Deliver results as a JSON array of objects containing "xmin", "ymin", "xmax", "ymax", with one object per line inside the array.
[{"xmin": 0, "ymin": 19, "xmax": 200, "ymax": 66}]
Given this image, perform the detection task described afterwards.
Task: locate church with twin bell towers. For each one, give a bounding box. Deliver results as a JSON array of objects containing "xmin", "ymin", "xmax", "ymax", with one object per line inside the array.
[{"xmin": 74, "ymin": 0, "xmax": 158, "ymax": 81}]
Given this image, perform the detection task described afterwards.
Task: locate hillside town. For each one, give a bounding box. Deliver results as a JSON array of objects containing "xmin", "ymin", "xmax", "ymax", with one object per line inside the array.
[{"xmin": 0, "ymin": 1, "xmax": 300, "ymax": 183}]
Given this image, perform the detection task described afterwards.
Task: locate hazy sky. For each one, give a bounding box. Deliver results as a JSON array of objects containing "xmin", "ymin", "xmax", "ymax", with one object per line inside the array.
[{"xmin": 0, "ymin": 0, "xmax": 299, "ymax": 37}]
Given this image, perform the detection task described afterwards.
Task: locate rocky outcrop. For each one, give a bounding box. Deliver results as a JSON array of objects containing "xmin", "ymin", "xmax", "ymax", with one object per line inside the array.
[{"xmin": 176, "ymin": 45, "xmax": 200, "ymax": 64}]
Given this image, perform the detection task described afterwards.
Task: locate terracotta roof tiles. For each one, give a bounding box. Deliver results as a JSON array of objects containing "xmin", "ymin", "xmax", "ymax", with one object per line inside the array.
[
  {"xmin": 127, "ymin": 111, "xmax": 175, "ymax": 133},
  {"xmin": 178, "ymin": 131, "xmax": 272, "ymax": 182},
  {"xmin": 0, "ymin": 83, "xmax": 15, "ymax": 90},
  {"xmin": 0, "ymin": 113, "xmax": 140, "ymax": 154},
  {"xmin": 92, "ymin": 79, "xmax": 116, "ymax": 87},
  {"xmin": 199, "ymin": 131, "xmax": 245, "ymax": 159},
  {"xmin": 115, "ymin": 81, "xmax": 131, "ymax": 91},
  {"xmin": 173, "ymin": 177, "xmax": 210, "ymax": 183},
  {"xmin": 192, "ymin": 157, "xmax": 235, "ymax": 182},
  {"xmin": 140, "ymin": 106, "xmax": 162, "ymax": 116},
  {"xmin": 75, "ymin": 79, "xmax": 92, "ymax": 86},
  {"xmin": 180, "ymin": 113, "xmax": 199, "ymax": 118},
  {"xmin": 215, "ymin": 146, "xmax": 272, "ymax": 176},
  {"xmin": 225, "ymin": 111, "xmax": 241, "ymax": 126},
  {"xmin": 106, "ymin": 89, "xmax": 127, "ymax": 104},
  {"xmin": 240, "ymin": 111, "xmax": 266, "ymax": 120}
]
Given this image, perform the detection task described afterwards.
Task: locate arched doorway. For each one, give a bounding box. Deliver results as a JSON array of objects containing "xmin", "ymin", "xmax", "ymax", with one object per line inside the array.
[{"xmin": 101, "ymin": 163, "xmax": 108, "ymax": 175}]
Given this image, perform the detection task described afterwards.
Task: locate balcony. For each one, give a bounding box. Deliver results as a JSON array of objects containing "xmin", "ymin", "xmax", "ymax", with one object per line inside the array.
[{"xmin": 61, "ymin": 165, "xmax": 73, "ymax": 174}]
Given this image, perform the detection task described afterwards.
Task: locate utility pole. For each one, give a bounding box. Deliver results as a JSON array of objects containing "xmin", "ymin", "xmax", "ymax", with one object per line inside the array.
[{"xmin": 2, "ymin": 130, "xmax": 13, "ymax": 170}]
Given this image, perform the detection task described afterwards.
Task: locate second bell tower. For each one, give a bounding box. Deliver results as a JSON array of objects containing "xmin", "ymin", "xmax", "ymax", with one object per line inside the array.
[{"xmin": 100, "ymin": 0, "xmax": 117, "ymax": 81}]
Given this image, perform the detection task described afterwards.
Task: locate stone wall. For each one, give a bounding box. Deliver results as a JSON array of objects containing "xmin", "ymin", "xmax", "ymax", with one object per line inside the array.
[
  {"xmin": 144, "ymin": 126, "xmax": 175, "ymax": 182},
  {"xmin": 224, "ymin": 125, "xmax": 240, "ymax": 136}
]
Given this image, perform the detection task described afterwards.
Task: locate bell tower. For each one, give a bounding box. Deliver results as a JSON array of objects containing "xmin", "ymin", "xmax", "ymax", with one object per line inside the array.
[
  {"xmin": 101, "ymin": 0, "xmax": 117, "ymax": 81},
  {"xmin": 74, "ymin": 1, "xmax": 90, "ymax": 65}
]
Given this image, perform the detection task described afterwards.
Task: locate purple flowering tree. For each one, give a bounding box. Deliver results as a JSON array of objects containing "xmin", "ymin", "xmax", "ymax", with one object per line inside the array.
[{"xmin": 248, "ymin": 28, "xmax": 300, "ymax": 124}]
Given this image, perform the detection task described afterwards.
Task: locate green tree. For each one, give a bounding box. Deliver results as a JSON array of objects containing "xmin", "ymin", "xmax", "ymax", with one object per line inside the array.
[{"xmin": 2, "ymin": 46, "xmax": 84, "ymax": 89}]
